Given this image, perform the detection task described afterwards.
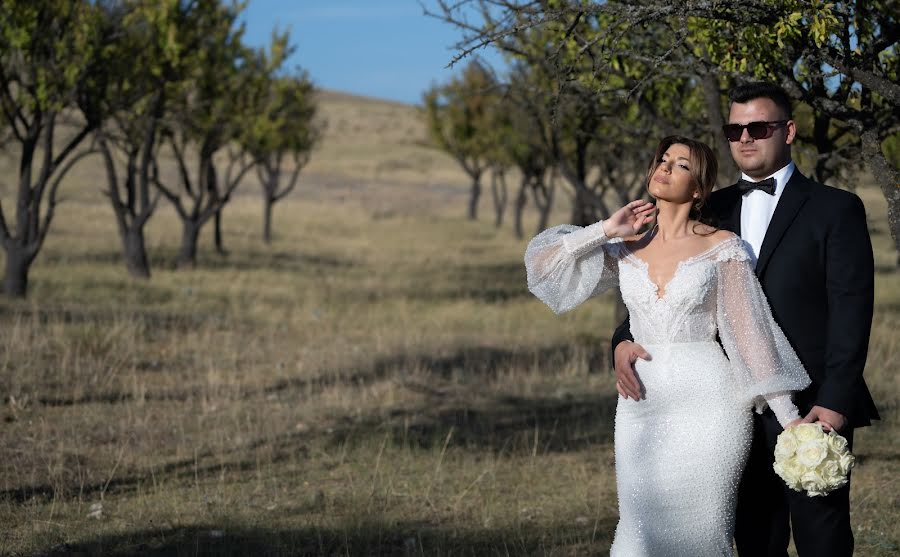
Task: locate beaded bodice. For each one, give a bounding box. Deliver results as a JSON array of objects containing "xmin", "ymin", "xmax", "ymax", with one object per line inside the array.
[{"xmin": 616, "ymin": 239, "xmax": 747, "ymax": 346}]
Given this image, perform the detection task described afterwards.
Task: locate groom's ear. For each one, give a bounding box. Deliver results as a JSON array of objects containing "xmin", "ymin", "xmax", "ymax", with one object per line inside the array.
[{"xmin": 785, "ymin": 120, "xmax": 797, "ymax": 145}]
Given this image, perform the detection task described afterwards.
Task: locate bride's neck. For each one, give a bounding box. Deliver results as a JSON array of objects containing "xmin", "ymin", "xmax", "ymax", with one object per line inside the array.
[{"xmin": 654, "ymin": 200, "xmax": 693, "ymax": 240}]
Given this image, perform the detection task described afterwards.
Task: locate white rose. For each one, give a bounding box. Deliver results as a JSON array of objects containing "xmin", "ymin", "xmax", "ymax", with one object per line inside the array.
[
  {"xmin": 773, "ymin": 461, "xmax": 788, "ymax": 480},
  {"xmin": 793, "ymin": 423, "xmax": 822, "ymax": 442},
  {"xmin": 775, "ymin": 445, "xmax": 794, "ymax": 462},
  {"xmin": 775, "ymin": 459, "xmax": 804, "ymax": 491},
  {"xmin": 827, "ymin": 432, "xmax": 848, "ymax": 453},
  {"xmin": 773, "ymin": 461, "xmax": 785, "ymax": 477},
  {"xmin": 819, "ymin": 460, "xmax": 842, "ymax": 484},
  {"xmin": 838, "ymin": 453, "xmax": 855, "ymax": 474},
  {"xmin": 800, "ymin": 470, "xmax": 825, "ymax": 492},
  {"xmin": 775, "ymin": 431, "xmax": 799, "ymax": 460},
  {"xmin": 796, "ymin": 438, "xmax": 829, "ymax": 468},
  {"xmin": 829, "ymin": 476, "xmax": 849, "ymax": 492}
]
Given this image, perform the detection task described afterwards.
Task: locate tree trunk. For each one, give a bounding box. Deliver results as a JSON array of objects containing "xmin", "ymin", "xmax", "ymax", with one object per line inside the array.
[
  {"xmin": 100, "ymin": 138, "xmax": 155, "ymax": 280},
  {"xmin": 537, "ymin": 199, "xmax": 552, "ymax": 232},
  {"xmin": 514, "ymin": 174, "xmax": 528, "ymax": 239},
  {"xmin": 534, "ymin": 170, "xmax": 555, "ymax": 234},
  {"xmin": 861, "ymin": 128, "xmax": 900, "ymax": 264},
  {"xmin": 468, "ymin": 172, "xmax": 482, "ymax": 220},
  {"xmin": 213, "ymin": 208, "xmax": 226, "ymax": 255},
  {"xmin": 122, "ymin": 227, "xmax": 151, "ymax": 279},
  {"xmin": 700, "ymin": 72, "xmax": 737, "ymax": 182},
  {"xmin": 263, "ymin": 193, "xmax": 274, "ymax": 244},
  {"xmin": 177, "ymin": 220, "xmax": 201, "ymax": 269},
  {"xmin": 559, "ymin": 160, "xmax": 596, "ymax": 226},
  {"xmin": 491, "ymin": 170, "xmax": 507, "ymax": 228},
  {"xmin": 570, "ymin": 187, "xmax": 595, "ymax": 227},
  {"xmin": 2, "ymin": 244, "xmax": 30, "ymax": 298}
]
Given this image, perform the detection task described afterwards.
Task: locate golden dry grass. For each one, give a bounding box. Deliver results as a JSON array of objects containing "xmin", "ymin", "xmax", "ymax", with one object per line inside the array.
[{"xmin": 0, "ymin": 91, "xmax": 897, "ymax": 556}]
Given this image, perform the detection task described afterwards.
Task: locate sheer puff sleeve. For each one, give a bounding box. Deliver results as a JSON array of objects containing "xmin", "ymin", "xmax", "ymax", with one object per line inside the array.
[
  {"xmin": 715, "ymin": 241, "xmax": 811, "ymax": 427},
  {"xmin": 525, "ymin": 220, "xmax": 621, "ymax": 314}
]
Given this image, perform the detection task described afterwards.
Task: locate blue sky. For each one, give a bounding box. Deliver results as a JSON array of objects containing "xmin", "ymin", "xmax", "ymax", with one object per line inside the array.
[{"xmin": 239, "ymin": 1, "xmax": 505, "ymax": 105}]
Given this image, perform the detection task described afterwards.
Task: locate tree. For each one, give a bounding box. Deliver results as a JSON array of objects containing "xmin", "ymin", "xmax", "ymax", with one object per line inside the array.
[
  {"xmin": 483, "ymin": 91, "xmax": 515, "ymax": 229},
  {"xmin": 429, "ymin": 0, "xmax": 900, "ymax": 256},
  {"xmin": 244, "ymin": 62, "xmax": 320, "ymax": 244},
  {"xmin": 489, "ymin": 11, "xmax": 618, "ymax": 226},
  {"xmin": 155, "ymin": 0, "xmax": 262, "ymax": 268},
  {"xmin": 423, "ymin": 61, "xmax": 497, "ymax": 220},
  {"xmin": 428, "ymin": 1, "xmax": 715, "ymax": 227},
  {"xmin": 694, "ymin": 1, "xmax": 899, "ymax": 255},
  {"xmin": 93, "ymin": 0, "xmax": 204, "ymax": 278},
  {"xmin": 0, "ymin": 0, "xmax": 106, "ymax": 297},
  {"xmin": 501, "ymin": 74, "xmax": 555, "ymax": 238}
]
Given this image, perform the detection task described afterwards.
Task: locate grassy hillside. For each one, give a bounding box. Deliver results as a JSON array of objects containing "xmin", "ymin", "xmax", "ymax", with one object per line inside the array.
[
  {"xmin": 0, "ymin": 90, "xmax": 896, "ymax": 556},
  {"xmin": 309, "ymin": 90, "xmax": 465, "ymax": 185}
]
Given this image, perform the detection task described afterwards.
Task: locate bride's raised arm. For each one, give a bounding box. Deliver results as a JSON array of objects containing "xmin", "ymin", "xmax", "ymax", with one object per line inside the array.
[
  {"xmin": 525, "ymin": 199, "xmax": 654, "ymax": 314},
  {"xmin": 525, "ymin": 220, "xmax": 621, "ymax": 314},
  {"xmin": 715, "ymin": 242, "xmax": 811, "ymax": 427}
]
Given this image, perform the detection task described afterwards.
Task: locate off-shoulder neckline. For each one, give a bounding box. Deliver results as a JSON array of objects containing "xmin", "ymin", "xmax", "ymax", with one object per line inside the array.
[
  {"xmin": 619, "ymin": 233, "xmax": 745, "ymax": 301},
  {"xmin": 620, "ymin": 232, "xmax": 743, "ymax": 269}
]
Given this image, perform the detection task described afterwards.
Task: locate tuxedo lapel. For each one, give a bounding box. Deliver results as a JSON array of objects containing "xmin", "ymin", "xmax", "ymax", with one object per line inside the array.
[
  {"xmin": 711, "ymin": 185, "xmax": 743, "ymax": 234},
  {"xmin": 723, "ymin": 189, "xmax": 742, "ymax": 235},
  {"xmin": 754, "ymin": 172, "xmax": 812, "ymax": 276}
]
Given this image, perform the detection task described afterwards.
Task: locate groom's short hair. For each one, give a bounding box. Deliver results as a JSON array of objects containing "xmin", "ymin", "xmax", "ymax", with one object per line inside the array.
[{"xmin": 729, "ymin": 82, "xmax": 793, "ymax": 120}]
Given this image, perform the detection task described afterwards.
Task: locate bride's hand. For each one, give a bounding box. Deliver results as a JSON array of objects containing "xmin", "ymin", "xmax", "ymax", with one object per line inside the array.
[
  {"xmin": 784, "ymin": 418, "xmax": 804, "ymax": 429},
  {"xmin": 602, "ymin": 200, "xmax": 656, "ymax": 238}
]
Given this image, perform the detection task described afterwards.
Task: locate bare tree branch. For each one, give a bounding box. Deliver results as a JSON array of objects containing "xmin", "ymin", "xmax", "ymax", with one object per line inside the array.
[{"xmin": 33, "ymin": 146, "xmax": 98, "ymax": 258}]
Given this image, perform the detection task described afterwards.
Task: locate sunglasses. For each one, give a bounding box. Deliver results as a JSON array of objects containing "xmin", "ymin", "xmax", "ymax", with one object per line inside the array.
[{"xmin": 722, "ymin": 120, "xmax": 789, "ymax": 142}]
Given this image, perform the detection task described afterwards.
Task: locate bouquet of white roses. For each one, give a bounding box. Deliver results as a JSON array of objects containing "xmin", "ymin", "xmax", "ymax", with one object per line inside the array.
[{"xmin": 773, "ymin": 423, "xmax": 855, "ymax": 497}]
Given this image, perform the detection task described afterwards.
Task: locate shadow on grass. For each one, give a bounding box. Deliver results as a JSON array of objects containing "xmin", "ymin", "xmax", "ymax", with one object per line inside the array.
[
  {"xmin": 31, "ymin": 249, "xmax": 527, "ymax": 306},
  {"xmin": 406, "ymin": 261, "xmax": 530, "ymax": 304},
  {"xmin": 42, "ymin": 520, "xmax": 616, "ymax": 556},
  {"xmin": 3, "ymin": 337, "xmax": 613, "ymax": 505},
  {"xmin": 328, "ymin": 260, "xmax": 531, "ymax": 305},
  {"xmin": 265, "ymin": 341, "xmax": 609, "ymax": 401},
  {"xmin": 0, "ymin": 303, "xmax": 215, "ymax": 330},
  {"xmin": 22, "ymin": 339, "xmax": 606, "ymax": 411},
  {"xmin": 0, "ymin": 454, "xmax": 200, "ymax": 504},
  {"xmin": 2, "ymin": 344, "xmax": 615, "ymax": 505},
  {"xmin": 37, "ymin": 248, "xmax": 357, "ymax": 274},
  {"xmin": 260, "ymin": 342, "xmax": 618, "ymax": 456},
  {"xmin": 182, "ymin": 250, "xmax": 356, "ymax": 273},
  {"xmin": 402, "ymin": 283, "xmax": 532, "ymax": 303},
  {"xmin": 326, "ymin": 389, "xmax": 618, "ymax": 455},
  {"xmin": 3, "ymin": 390, "xmax": 615, "ymax": 505}
]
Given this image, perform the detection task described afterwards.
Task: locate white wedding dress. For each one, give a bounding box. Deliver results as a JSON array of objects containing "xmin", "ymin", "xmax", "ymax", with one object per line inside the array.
[{"xmin": 525, "ymin": 221, "xmax": 811, "ymax": 557}]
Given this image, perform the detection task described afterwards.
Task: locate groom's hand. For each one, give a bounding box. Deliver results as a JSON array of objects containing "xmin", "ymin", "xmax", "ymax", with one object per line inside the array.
[
  {"xmin": 613, "ymin": 341, "xmax": 650, "ymax": 400},
  {"xmin": 802, "ymin": 405, "xmax": 848, "ymax": 433}
]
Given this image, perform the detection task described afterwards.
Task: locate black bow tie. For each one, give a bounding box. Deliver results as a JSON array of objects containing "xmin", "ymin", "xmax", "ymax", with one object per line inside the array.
[{"xmin": 737, "ymin": 177, "xmax": 776, "ymax": 195}]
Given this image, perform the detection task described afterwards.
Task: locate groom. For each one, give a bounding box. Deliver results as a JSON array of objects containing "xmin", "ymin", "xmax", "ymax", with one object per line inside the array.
[{"xmin": 611, "ymin": 82, "xmax": 878, "ymax": 556}]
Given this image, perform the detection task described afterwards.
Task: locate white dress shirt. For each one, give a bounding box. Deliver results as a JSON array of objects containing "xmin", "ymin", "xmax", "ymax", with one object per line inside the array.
[{"xmin": 740, "ymin": 161, "xmax": 795, "ymax": 264}]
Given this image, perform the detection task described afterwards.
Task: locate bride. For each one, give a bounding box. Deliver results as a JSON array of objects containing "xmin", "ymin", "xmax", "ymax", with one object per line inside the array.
[{"xmin": 524, "ymin": 136, "xmax": 810, "ymax": 556}]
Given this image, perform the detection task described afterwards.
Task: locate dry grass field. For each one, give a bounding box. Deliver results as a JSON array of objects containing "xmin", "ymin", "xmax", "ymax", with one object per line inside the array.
[{"xmin": 0, "ymin": 90, "xmax": 897, "ymax": 556}]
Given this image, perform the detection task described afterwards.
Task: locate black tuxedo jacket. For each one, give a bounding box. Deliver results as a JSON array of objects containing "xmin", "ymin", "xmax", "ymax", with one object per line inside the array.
[{"xmin": 612, "ymin": 170, "xmax": 879, "ymax": 427}]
